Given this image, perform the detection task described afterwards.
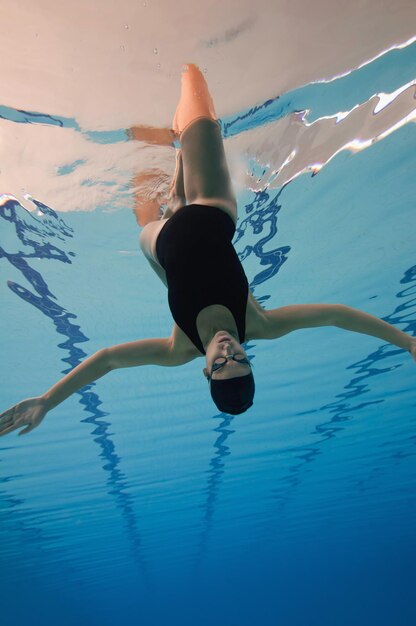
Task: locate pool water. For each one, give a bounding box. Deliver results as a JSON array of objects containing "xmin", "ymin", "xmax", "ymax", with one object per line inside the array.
[{"xmin": 1, "ymin": 38, "xmax": 416, "ymax": 626}]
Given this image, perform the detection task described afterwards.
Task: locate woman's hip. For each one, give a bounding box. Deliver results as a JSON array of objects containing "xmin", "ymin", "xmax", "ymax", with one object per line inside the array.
[{"xmin": 139, "ymin": 218, "xmax": 169, "ymax": 267}]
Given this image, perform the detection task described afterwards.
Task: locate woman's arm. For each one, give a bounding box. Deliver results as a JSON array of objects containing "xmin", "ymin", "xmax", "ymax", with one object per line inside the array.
[
  {"xmin": 0, "ymin": 348, "xmax": 111, "ymax": 437},
  {"xmin": 261, "ymin": 303, "xmax": 341, "ymax": 338},
  {"xmin": 44, "ymin": 337, "xmax": 192, "ymax": 410},
  {"xmin": 0, "ymin": 338, "xmax": 193, "ymax": 437},
  {"xmin": 334, "ymin": 304, "xmax": 414, "ymax": 354},
  {"xmin": 262, "ymin": 303, "xmax": 415, "ymax": 358}
]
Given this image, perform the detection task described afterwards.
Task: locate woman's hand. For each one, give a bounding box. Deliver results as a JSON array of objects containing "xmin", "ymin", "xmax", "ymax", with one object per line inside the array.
[
  {"xmin": 410, "ymin": 337, "xmax": 416, "ymax": 363},
  {"xmin": 0, "ymin": 396, "xmax": 49, "ymax": 437}
]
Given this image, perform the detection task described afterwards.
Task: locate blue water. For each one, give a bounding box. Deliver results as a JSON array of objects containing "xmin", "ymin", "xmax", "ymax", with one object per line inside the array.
[{"xmin": 1, "ymin": 43, "xmax": 416, "ymax": 626}]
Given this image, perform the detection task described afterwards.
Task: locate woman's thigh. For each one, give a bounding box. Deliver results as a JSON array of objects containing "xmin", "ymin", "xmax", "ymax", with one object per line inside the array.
[{"xmin": 180, "ymin": 117, "xmax": 238, "ymax": 223}]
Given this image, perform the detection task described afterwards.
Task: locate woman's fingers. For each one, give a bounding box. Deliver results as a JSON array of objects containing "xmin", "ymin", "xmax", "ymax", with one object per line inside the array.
[
  {"xmin": 0, "ymin": 398, "xmax": 46, "ymax": 437},
  {"xmin": 18, "ymin": 424, "xmax": 35, "ymax": 436},
  {"xmin": 0, "ymin": 407, "xmax": 17, "ymax": 433},
  {"xmin": 0, "ymin": 415, "xmax": 37, "ymax": 437},
  {"xmin": 0, "ymin": 406, "xmax": 15, "ymax": 423},
  {"xmin": 0, "ymin": 420, "xmax": 22, "ymax": 437},
  {"xmin": 409, "ymin": 338, "xmax": 416, "ymax": 362}
]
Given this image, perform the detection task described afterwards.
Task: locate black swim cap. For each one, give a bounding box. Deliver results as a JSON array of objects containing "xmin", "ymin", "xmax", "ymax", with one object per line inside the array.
[{"xmin": 209, "ymin": 371, "xmax": 255, "ymax": 415}]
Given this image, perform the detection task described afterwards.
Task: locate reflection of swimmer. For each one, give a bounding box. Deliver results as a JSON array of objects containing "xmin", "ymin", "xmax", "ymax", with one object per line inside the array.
[{"xmin": 1, "ymin": 63, "xmax": 415, "ymax": 437}]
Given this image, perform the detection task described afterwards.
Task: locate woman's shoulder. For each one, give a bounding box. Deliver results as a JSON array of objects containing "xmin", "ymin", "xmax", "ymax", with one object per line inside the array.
[
  {"xmin": 244, "ymin": 291, "xmax": 268, "ymax": 340},
  {"xmin": 170, "ymin": 323, "xmax": 202, "ymax": 359}
]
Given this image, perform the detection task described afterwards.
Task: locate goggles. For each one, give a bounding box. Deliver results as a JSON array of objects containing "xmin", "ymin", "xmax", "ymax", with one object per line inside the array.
[{"xmin": 208, "ymin": 353, "xmax": 251, "ymax": 380}]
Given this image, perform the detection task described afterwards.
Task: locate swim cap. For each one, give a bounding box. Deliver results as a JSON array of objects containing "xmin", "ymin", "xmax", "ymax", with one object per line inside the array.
[{"xmin": 209, "ymin": 371, "xmax": 255, "ymax": 415}]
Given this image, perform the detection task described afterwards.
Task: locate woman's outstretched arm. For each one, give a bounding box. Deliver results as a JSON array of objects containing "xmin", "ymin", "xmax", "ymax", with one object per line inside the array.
[
  {"xmin": 262, "ymin": 303, "xmax": 416, "ymax": 359},
  {"xmin": 333, "ymin": 304, "xmax": 415, "ymax": 356},
  {"xmin": 0, "ymin": 338, "xmax": 194, "ymax": 437}
]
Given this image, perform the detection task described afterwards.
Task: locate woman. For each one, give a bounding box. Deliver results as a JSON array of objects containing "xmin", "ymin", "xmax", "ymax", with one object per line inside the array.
[{"xmin": 1, "ymin": 64, "xmax": 415, "ymax": 436}]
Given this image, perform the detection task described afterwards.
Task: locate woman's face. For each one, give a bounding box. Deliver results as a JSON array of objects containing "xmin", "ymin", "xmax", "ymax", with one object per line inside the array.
[{"xmin": 203, "ymin": 332, "xmax": 251, "ymax": 381}]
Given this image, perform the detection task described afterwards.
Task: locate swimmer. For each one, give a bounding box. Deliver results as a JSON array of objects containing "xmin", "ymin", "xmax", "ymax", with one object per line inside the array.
[{"xmin": 1, "ymin": 63, "xmax": 415, "ymax": 436}]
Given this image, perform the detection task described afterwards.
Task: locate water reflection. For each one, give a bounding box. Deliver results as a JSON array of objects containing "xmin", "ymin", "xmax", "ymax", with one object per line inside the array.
[
  {"xmin": 193, "ymin": 185, "xmax": 415, "ymax": 565},
  {"xmin": 256, "ymin": 256, "xmax": 416, "ymax": 541},
  {"xmin": 222, "ymin": 39, "xmax": 416, "ymax": 137},
  {"xmin": 192, "ymin": 412, "xmax": 236, "ymax": 575},
  {"xmin": 235, "ymin": 187, "xmax": 290, "ymax": 287},
  {"xmin": 0, "ymin": 196, "xmax": 150, "ymax": 585},
  {"xmin": 0, "ymin": 485, "xmax": 83, "ymax": 591}
]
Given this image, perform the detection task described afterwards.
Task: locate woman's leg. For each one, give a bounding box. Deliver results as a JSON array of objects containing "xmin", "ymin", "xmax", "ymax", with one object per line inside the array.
[
  {"xmin": 164, "ymin": 149, "xmax": 186, "ymax": 218},
  {"xmin": 172, "ymin": 64, "xmax": 237, "ymax": 222},
  {"xmin": 131, "ymin": 170, "xmax": 166, "ymax": 226},
  {"xmin": 132, "ymin": 149, "xmax": 186, "ymax": 226},
  {"xmin": 138, "ymin": 149, "xmax": 186, "ymax": 269}
]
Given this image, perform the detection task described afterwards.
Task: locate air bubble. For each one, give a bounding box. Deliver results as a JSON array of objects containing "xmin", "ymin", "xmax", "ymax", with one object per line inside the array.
[{"xmin": 153, "ymin": 48, "xmax": 158, "ymax": 54}]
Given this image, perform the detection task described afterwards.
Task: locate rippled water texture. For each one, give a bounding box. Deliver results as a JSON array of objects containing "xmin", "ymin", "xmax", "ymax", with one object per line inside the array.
[{"xmin": 1, "ymin": 4, "xmax": 416, "ymax": 626}]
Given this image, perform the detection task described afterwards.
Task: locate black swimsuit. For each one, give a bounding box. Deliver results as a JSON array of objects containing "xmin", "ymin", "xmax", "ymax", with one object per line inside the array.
[{"xmin": 156, "ymin": 204, "xmax": 249, "ymax": 354}]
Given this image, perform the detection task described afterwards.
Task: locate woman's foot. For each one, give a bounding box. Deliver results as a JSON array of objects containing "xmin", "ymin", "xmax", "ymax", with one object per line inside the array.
[
  {"xmin": 172, "ymin": 63, "xmax": 217, "ymax": 137},
  {"xmin": 127, "ymin": 125, "xmax": 177, "ymax": 146}
]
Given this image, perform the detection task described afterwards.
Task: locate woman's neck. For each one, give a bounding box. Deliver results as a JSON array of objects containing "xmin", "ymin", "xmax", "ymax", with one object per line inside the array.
[{"xmin": 196, "ymin": 305, "xmax": 239, "ymax": 350}]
